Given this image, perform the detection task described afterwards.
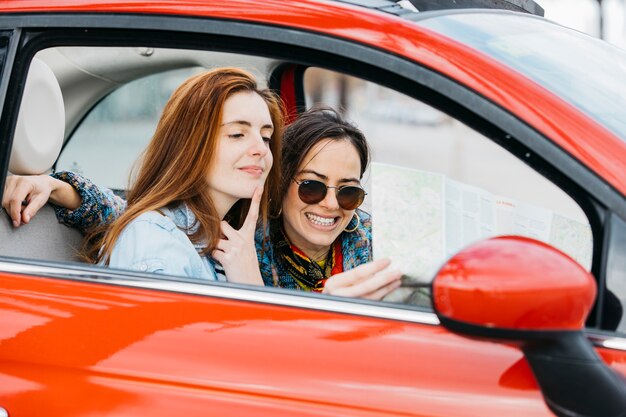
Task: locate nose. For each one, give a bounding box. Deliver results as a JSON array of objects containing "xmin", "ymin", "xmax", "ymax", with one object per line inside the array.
[
  {"xmin": 248, "ymin": 132, "xmax": 269, "ymax": 158},
  {"xmin": 318, "ymin": 186, "xmax": 340, "ymax": 210}
]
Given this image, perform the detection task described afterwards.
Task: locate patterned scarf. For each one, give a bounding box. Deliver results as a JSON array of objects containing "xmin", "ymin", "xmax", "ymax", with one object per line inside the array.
[{"xmin": 270, "ymin": 219, "xmax": 343, "ymax": 291}]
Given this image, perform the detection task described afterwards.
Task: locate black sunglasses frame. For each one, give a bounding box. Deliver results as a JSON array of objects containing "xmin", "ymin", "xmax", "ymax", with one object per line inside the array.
[{"xmin": 293, "ymin": 178, "xmax": 366, "ymax": 210}]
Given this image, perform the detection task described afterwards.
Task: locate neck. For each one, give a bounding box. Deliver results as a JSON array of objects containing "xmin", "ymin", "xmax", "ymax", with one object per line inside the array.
[
  {"xmin": 305, "ymin": 247, "xmax": 330, "ymax": 262},
  {"xmin": 279, "ymin": 221, "xmax": 332, "ymax": 261},
  {"xmin": 209, "ymin": 191, "xmax": 238, "ymax": 220}
]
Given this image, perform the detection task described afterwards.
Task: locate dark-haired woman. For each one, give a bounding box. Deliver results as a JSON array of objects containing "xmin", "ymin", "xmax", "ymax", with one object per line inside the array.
[{"xmin": 257, "ymin": 107, "xmax": 401, "ymax": 299}]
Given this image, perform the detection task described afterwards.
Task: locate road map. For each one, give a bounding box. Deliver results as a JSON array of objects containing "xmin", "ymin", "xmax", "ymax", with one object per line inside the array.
[
  {"xmin": 371, "ymin": 163, "xmax": 593, "ymax": 293},
  {"xmin": 371, "ymin": 164, "xmax": 445, "ymax": 288}
]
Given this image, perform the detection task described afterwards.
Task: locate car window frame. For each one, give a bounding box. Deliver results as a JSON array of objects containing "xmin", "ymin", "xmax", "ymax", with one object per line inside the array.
[
  {"xmin": 0, "ymin": 11, "xmax": 622, "ymax": 333},
  {"xmin": 0, "ymin": 28, "xmax": 22, "ymax": 187}
]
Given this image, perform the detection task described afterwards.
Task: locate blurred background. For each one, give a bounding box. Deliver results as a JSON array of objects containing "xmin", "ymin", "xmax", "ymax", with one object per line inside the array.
[{"xmin": 542, "ymin": 0, "xmax": 626, "ymax": 45}]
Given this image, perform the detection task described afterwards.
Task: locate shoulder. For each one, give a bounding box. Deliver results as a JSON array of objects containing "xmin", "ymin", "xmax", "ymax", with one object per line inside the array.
[
  {"xmin": 109, "ymin": 211, "xmax": 215, "ymax": 279},
  {"xmin": 348, "ymin": 209, "xmax": 371, "ymax": 237},
  {"xmin": 113, "ymin": 211, "xmax": 183, "ymax": 253},
  {"xmin": 357, "ymin": 209, "xmax": 371, "ymax": 232},
  {"xmin": 129, "ymin": 211, "xmax": 178, "ymax": 233},
  {"xmin": 114, "ymin": 211, "xmax": 201, "ymax": 256},
  {"xmin": 341, "ymin": 209, "xmax": 372, "ymax": 267}
]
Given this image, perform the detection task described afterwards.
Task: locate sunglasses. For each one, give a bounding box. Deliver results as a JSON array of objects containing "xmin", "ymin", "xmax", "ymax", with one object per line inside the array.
[{"xmin": 293, "ymin": 179, "xmax": 366, "ymax": 210}]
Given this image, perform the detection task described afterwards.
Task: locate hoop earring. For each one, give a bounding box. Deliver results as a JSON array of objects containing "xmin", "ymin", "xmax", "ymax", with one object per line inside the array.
[{"xmin": 343, "ymin": 212, "xmax": 360, "ymax": 233}]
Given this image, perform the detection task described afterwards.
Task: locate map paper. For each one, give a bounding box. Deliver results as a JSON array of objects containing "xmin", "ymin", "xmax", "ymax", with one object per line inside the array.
[{"xmin": 371, "ymin": 163, "xmax": 593, "ymax": 291}]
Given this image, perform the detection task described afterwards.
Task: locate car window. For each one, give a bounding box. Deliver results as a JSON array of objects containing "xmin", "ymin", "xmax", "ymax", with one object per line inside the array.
[
  {"xmin": 417, "ymin": 13, "xmax": 626, "ymax": 142},
  {"xmin": 304, "ymin": 67, "xmax": 594, "ymax": 305},
  {"xmin": 0, "ymin": 44, "xmax": 601, "ymax": 320},
  {"xmin": 56, "ymin": 67, "xmax": 202, "ymax": 191}
]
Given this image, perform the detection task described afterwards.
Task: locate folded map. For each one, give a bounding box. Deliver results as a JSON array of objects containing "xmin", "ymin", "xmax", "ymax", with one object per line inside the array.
[{"xmin": 371, "ymin": 162, "xmax": 593, "ymax": 303}]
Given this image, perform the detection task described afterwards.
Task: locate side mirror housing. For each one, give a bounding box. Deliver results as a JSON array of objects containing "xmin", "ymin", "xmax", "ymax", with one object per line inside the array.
[
  {"xmin": 433, "ymin": 236, "xmax": 595, "ymax": 333},
  {"xmin": 432, "ymin": 236, "xmax": 626, "ymax": 417}
]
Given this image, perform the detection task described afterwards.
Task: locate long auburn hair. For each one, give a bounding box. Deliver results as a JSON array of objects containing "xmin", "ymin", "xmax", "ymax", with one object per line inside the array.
[{"xmin": 86, "ymin": 67, "xmax": 284, "ymax": 263}]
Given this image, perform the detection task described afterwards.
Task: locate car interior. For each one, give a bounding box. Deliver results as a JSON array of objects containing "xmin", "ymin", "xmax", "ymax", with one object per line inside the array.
[
  {"xmin": 0, "ymin": 45, "xmax": 597, "ymax": 310},
  {"xmin": 0, "ymin": 57, "xmax": 83, "ymax": 262},
  {"xmin": 0, "ymin": 48, "xmax": 283, "ymax": 262}
]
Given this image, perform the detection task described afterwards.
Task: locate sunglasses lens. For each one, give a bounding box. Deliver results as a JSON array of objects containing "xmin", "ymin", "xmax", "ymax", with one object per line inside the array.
[
  {"xmin": 337, "ymin": 187, "xmax": 365, "ymax": 210},
  {"xmin": 298, "ymin": 180, "xmax": 327, "ymax": 204}
]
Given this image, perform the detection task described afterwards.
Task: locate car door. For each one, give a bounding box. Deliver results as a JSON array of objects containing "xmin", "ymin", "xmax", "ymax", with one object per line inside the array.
[{"xmin": 0, "ymin": 3, "xmax": 624, "ymax": 417}]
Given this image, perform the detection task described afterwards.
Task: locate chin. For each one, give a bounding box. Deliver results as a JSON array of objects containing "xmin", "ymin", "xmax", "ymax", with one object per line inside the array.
[
  {"xmin": 308, "ymin": 229, "xmax": 343, "ymax": 248},
  {"xmin": 232, "ymin": 185, "xmax": 259, "ymax": 199}
]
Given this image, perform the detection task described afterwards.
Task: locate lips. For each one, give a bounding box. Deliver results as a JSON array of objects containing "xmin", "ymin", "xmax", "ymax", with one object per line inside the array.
[{"xmin": 239, "ymin": 166, "xmax": 264, "ymax": 176}]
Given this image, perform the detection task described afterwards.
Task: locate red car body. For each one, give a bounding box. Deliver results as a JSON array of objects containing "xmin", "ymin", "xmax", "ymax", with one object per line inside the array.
[{"xmin": 0, "ymin": 1, "xmax": 625, "ymax": 416}]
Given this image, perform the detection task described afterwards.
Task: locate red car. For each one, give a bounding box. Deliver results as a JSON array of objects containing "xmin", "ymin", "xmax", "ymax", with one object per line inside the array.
[{"xmin": 0, "ymin": 1, "xmax": 625, "ymax": 416}]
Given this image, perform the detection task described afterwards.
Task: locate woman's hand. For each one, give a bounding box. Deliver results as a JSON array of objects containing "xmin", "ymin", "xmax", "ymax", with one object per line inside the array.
[
  {"xmin": 2, "ymin": 174, "xmax": 81, "ymax": 227},
  {"xmin": 323, "ymin": 258, "xmax": 402, "ymax": 300},
  {"xmin": 212, "ymin": 186, "xmax": 264, "ymax": 286}
]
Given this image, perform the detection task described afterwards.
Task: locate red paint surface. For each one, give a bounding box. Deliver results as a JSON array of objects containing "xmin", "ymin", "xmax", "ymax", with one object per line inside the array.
[
  {"xmin": 433, "ymin": 236, "xmax": 597, "ymax": 330},
  {"xmin": 0, "ymin": 2, "xmax": 624, "ymax": 415},
  {"xmin": 0, "ymin": 272, "xmax": 556, "ymax": 416}
]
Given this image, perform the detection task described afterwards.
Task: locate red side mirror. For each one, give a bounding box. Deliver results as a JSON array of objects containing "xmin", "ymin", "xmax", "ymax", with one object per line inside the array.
[
  {"xmin": 432, "ymin": 236, "xmax": 596, "ymax": 331},
  {"xmin": 431, "ymin": 236, "xmax": 626, "ymax": 417}
]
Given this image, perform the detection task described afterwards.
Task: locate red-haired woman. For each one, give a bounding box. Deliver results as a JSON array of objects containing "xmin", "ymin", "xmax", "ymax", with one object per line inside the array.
[{"xmin": 5, "ymin": 68, "xmax": 284, "ymax": 285}]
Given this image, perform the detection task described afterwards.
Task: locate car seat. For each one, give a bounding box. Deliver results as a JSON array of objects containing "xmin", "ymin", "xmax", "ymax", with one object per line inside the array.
[{"xmin": 0, "ymin": 58, "xmax": 84, "ymax": 262}]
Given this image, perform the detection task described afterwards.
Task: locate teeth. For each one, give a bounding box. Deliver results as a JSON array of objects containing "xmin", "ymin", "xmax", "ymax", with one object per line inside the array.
[{"xmin": 306, "ymin": 213, "xmax": 336, "ymax": 226}]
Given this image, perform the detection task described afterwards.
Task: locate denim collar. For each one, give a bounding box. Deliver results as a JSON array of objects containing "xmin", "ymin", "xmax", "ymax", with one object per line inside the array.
[{"xmin": 161, "ymin": 203, "xmax": 206, "ymax": 251}]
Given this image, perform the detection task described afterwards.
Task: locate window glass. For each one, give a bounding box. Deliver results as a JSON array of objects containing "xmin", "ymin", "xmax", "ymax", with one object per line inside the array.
[
  {"xmin": 56, "ymin": 67, "xmax": 202, "ymax": 190},
  {"xmin": 305, "ymin": 68, "xmax": 593, "ymax": 306},
  {"xmin": 2, "ymin": 44, "xmax": 595, "ymax": 314},
  {"xmin": 417, "ymin": 13, "xmax": 626, "ymax": 142}
]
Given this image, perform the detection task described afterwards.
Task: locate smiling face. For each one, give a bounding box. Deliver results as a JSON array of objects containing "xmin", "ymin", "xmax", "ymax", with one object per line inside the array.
[
  {"xmin": 281, "ymin": 139, "xmax": 363, "ymax": 260},
  {"xmin": 206, "ymin": 91, "xmax": 274, "ymax": 218}
]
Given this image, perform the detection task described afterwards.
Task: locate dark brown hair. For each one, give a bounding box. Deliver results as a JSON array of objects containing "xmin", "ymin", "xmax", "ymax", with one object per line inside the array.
[{"xmin": 275, "ymin": 106, "xmax": 369, "ymax": 214}]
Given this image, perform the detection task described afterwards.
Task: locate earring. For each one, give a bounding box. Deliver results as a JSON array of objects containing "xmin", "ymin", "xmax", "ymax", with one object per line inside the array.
[{"xmin": 343, "ymin": 212, "xmax": 360, "ymax": 233}]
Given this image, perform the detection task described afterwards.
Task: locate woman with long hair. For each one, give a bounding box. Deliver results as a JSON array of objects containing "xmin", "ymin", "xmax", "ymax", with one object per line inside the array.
[
  {"xmin": 258, "ymin": 107, "xmax": 400, "ymax": 299},
  {"xmin": 10, "ymin": 67, "xmax": 284, "ymax": 283}
]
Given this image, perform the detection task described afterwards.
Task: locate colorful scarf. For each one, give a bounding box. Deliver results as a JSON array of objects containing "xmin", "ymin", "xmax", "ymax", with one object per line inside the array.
[{"xmin": 270, "ymin": 219, "xmax": 343, "ymax": 292}]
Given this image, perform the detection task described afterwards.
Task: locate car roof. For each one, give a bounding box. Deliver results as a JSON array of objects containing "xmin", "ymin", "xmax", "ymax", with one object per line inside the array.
[{"xmin": 0, "ymin": 0, "xmax": 544, "ymax": 16}]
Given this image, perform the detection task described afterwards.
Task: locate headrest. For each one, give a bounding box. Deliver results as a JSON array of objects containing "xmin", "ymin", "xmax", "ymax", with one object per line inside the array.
[{"xmin": 9, "ymin": 58, "xmax": 65, "ymax": 175}]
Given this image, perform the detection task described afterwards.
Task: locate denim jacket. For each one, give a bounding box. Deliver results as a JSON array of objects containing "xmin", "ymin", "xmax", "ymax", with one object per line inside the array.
[{"xmin": 105, "ymin": 204, "xmax": 222, "ymax": 281}]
